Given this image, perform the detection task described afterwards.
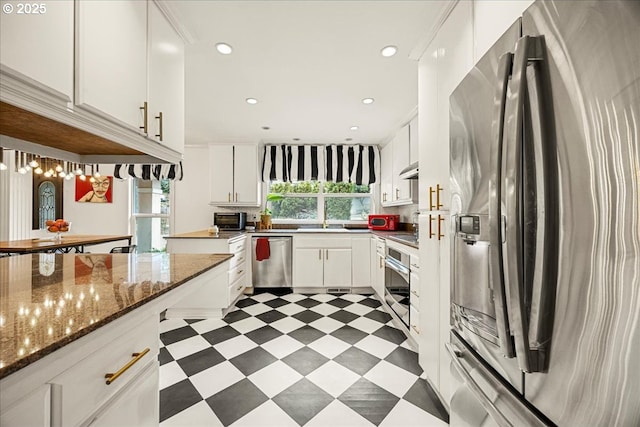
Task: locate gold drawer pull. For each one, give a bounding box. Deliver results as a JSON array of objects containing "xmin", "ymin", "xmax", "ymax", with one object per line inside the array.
[{"xmin": 105, "ymin": 348, "xmax": 150, "ymax": 385}]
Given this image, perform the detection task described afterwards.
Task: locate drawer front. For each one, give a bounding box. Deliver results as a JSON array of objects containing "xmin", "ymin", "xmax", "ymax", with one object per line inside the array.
[
  {"xmin": 228, "ymin": 263, "xmax": 246, "ymax": 285},
  {"xmin": 296, "ymin": 237, "xmax": 351, "ymax": 248},
  {"xmin": 409, "ymin": 305, "xmax": 420, "ymax": 338},
  {"xmin": 229, "ymin": 238, "xmax": 247, "ymax": 255},
  {"xmin": 228, "ymin": 275, "xmax": 246, "ymax": 304},
  {"xmin": 410, "ymin": 272, "xmax": 420, "ymax": 298},
  {"xmin": 50, "ymin": 315, "xmax": 158, "ymax": 427},
  {"xmin": 410, "ymin": 255, "xmax": 419, "ymax": 271},
  {"xmin": 228, "ymin": 252, "xmax": 247, "ymax": 270}
]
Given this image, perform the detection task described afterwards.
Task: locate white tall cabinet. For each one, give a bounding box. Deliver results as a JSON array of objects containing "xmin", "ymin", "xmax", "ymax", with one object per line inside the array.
[
  {"xmin": 381, "ymin": 122, "xmax": 414, "ymax": 206},
  {"xmin": 209, "ymin": 144, "xmax": 260, "ymax": 206}
]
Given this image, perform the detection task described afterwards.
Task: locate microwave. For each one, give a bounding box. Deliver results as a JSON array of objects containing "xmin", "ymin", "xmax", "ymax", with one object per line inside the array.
[
  {"xmin": 214, "ymin": 212, "xmax": 247, "ymax": 230},
  {"xmin": 368, "ymin": 214, "xmax": 399, "ymax": 231}
]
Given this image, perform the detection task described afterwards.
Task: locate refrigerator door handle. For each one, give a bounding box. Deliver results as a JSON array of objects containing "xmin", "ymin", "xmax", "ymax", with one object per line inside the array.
[
  {"xmin": 489, "ymin": 51, "xmax": 515, "ymax": 359},
  {"xmin": 446, "ymin": 343, "xmax": 513, "ymax": 427}
]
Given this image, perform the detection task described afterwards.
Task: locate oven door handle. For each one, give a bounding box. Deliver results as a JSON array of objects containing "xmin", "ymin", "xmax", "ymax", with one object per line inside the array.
[{"xmin": 385, "ymin": 257, "xmax": 410, "ymax": 277}]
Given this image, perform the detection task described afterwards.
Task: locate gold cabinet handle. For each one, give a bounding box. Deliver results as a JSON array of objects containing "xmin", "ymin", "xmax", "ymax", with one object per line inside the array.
[
  {"xmin": 325, "ymin": 249, "xmax": 328, "ymax": 260},
  {"xmin": 235, "ymin": 192, "xmax": 238, "ymax": 202},
  {"xmin": 228, "ymin": 192, "xmax": 231, "ymax": 202},
  {"xmin": 436, "ymin": 184, "xmax": 443, "ymax": 210},
  {"xmin": 411, "ymin": 325, "xmax": 420, "ymax": 335},
  {"xmin": 438, "ymin": 215, "xmax": 445, "ymax": 240},
  {"xmin": 140, "ymin": 102, "xmax": 148, "ymax": 134},
  {"xmin": 395, "ymin": 188, "xmax": 400, "ymax": 199},
  {"xmin": 429, "ymin": 186, "xmax": 435, "ymax": 210},
  {"xmin": 105, "ymin": 348, "xmax": 150, "ymax": 385},
  {"xmin": 429, "ymin": 215, "xmax": 436, "ymax": 239},
  {"xmin": 319, "ymin": 249, "xmax": 322, "ymax": 260},
  {"xmin": 155, "ymin": 111, "xmax": 163, "ymax": 141},
  {"xmin": 382, "ymin": 192, "xmax": 386, "ymax": 202},
  {"xmin": 238, "ymin": 270, "xmax": 244, "ymax": 275}
]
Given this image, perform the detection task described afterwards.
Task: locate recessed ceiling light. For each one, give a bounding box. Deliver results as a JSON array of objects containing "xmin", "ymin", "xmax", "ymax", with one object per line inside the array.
[
  {"xmin": 362, "ymin": 98, "xmax": 374, "ymax": 105},
  {"xmin": 246, "ymin": 98, "xmax": 258, "ymax": 105},
  {"xmin": 345, "ymin": 138, "xmax": 353, "ymax": 142},
  {"xmin": 215, "ymin": 43, "xmax": 233, "ymax": 55},
  {"xmin": 293, "ymin": 138, "xmax": 300, "ymax": 141},
  {"xmin": 350, "ymin": 126, "xmax": 359, "ymax": 131},
  {"xmin": 261, "ymin": 126, "xmax": 270, "ymax": 130},
  {"xmin": 381, "ymin": 45, "xmax": 397, "ymax": 57}
]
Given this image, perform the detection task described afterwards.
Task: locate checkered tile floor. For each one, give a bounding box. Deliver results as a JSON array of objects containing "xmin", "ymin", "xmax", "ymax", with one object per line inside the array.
[{"xmin": 159, "ymin": 292, "xmax": 449, "ymax": 426}]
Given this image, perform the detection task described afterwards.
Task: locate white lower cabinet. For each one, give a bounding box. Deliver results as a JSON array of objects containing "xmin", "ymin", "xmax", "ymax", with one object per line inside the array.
[
  {"xmin": 0, "ymin": 384, "xmax": 50, "ymax": 427},
  {"xmin": 370, "ymin": 236, "xmax": 385, "ymax": 298},
  {"xmin": 294, "ymin": 237, "xmax": 353, "ymax": 289},
  {"xmin": 351, "ymin": 236, "xmax": 371, "ymax": 289},
  {"xmin": 323, "ymin": 248, "xmax": 352, "ymax": 287}
]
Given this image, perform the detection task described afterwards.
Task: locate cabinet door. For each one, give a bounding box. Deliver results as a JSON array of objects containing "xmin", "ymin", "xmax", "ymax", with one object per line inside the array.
[
  {"xmin": 294, "ymin": 248, "xmax": 324, "ymax": 287},
  {"xmin": 0, "ymin": 0, "xmax": 74, "ymax": 100},
  {"xmin": 409, "ymin": 116, "xmax": 419, "ymax": 164},
  {"xmin": 76, "ymin": 0, "xmax": 147, "ymax": 130},
  {"xmin": 233, "ymin": 145, "xmax": 260, "ymax": 205},
  {"xmin": 148, "ymin": 1, "xmax": 185, "ymax": 154},
  {"xmin": 0, "ymin": 384, "xmax": 50, "ymax": 427},
  {"xmin": 323, "ymin": 248, "xmax": 352, "ymax": 287},
  {"xmin": 87, "ymin": 362, "xmax": 158, "ymax": 427},
  {"xmin": 351, "ymin": 238, "xmax": 370, "ymax": 288},
  {"xmin": 209, "ymin": 145, "xmax": 234, "ymax": 203},
  {"xmin": 392, "ymin": 124, "xmax": 412, "ymax": 202},
  {"xmin": 380, "ymin": 144, "xmax": 393, "ymax": 206}
]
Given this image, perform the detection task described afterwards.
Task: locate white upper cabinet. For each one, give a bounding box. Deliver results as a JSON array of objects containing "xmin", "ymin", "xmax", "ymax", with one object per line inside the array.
[
  {"xmin": 381, "ymin": 123, "xmax": 415, "ymax": 206},
  {"xmin": 409, "ymin": 116, "xmax": 419, "ymax": 164},
  {"xmin": 75, "ymin": 0, "xmax": 148, "ymax": 130},
  {"xmin": 210, "ymin": 144, "xmax": 260, "ymax": 206},
  {"xmin": 148, "ymin": 1, "xmax": 185, "ymax": 154},
  {"xmin": 0, "ymin": 0, "xmax": 74, "ymax": 102}
]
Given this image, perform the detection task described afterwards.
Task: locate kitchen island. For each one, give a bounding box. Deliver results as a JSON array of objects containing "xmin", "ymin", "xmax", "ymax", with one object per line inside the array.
[{"xmin": 0, "ymin": 252, "xmax": 232, "ymax": 426}]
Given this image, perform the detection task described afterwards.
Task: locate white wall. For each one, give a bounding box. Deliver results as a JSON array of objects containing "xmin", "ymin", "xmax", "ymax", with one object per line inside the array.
[
  {"xmin": 173, "ymin": 145, "xmax": 214, "ymax": 233},
  {"xmin": 474, "ymin": 0, "xmax": 535, "ymax": 60}
]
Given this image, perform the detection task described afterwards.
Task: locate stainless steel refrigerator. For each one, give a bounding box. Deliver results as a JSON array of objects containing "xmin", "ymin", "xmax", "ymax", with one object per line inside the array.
[{"xmin": 448, "ymin": 1, "xmax": 640, "ymax": 425}]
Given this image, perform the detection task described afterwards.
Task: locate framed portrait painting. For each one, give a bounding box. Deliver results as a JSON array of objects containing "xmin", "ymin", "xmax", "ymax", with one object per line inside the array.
[{"xmin": 75, "ymin": 175, "xmax": 113, "ymax": 203}]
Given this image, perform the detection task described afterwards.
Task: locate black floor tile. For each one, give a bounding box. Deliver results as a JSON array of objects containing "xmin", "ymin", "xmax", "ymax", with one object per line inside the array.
[
  {"xmin": 254, "ymin": 288, "xmax": 292, "ymax": 296},
  {"xmin": 364, "ymin": 309, "xmax": 393, "ymax": 324},
  {"xmin": 372, "ymin": 325, "xmax": 408, "ymax": 345},
  {"xmin": 292, "ymin": 309, "xmax": 324, "ymax": 324},
  {"xmin": 359, "ymin": 297, "xmax": 382, "ymax": 308},
  {"xmin": 245, "ymin": 325, "xmax": 283, "ymax": 345},
  {"xmin": 288, "ymin": 325, "xmax": 325, "ymax": 345},
  {"xmin": 296, "ymin": 297, "xmax": 322, "ymax": 308},
  {"xmin": 329, "ymin": 309, "xmax": 360, "ymax": 324},
  {"xmin": 184, "ymin": 318, "xmax": 206, "ymax": 324},
  {"xmin": 330, "ymin": 325, "xmax": 368, "ymax": 345},
  {"xmin": 264, "ymin": 297, "xmax": 289, "ymax": 308},
  {"xmin": 326, "ymin": 298, "xmax": 352, "ymax": 309},
  {"xmin": 159, "ymin": 379, "xmax": 203, "ymax": 422},
  {"xmin": 235, "ymin": 297, "xmax": 259, "ymax": 308},
  {"xmin": 333, "ymin": 347, "xmax": 380, "ymax": 376},
  {"xmin": 158, "ymin": 346, "xmax": 174, "ymax": 366},
  {"xmin": 223, "ymin": 309, "xmax": 251, "ymax": 323},
  {"xmin": 256, "ymin": 309, "xmax": 287, "ymax": 324},
  {"xmin": 229, "ymin": 347, "xmax": 278, "ymax": 376},
  {"xmin": 282, "ymin": 347, "xmax": 330, "ymax": 376},
  {"xmin": 201, "ymin": 325, "xmax": 240, "ymax": 346},
  {"xmin": 385, "ymin": 346, "xmax": 423, "ymax": 376},
  {"xmin": 177, "ymin": 347, "xmax": 226, "ymax": 377},
  {"xmin": 206, "ymin": 379, "xmax": 269, "ymax": 426},
  {"xmin": 403, "ymin": 378, "xmax": 450, "ymax": 423},
  {"xmin": 160, "ymin": 325, "xmax": 198, "ymax": 346},
  {"xmin": 272, "ymin": 378, "xmax": 334, "ymax": 426},
  {"xmin": 338, "ymin": 377, "xmax": 400, "ymax": 425}
]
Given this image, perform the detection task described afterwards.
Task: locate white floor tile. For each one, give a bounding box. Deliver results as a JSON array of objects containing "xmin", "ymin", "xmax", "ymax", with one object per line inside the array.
[
  {"xmin": 269, "ymin": 316, "xmax": 306, "ymax": 333},
  {"xmin": 230, "ymin": 400, "xmax": 299, "ymax": 427},
  {"xmin": 344, "ymin": 303, "xmax": 374, "ymax": 316},
  {"xmin": 306, "ymin": 400, "xmax": 375, "ymax": 427},
  {"xmin": 364, "ymin": 360, "xmax": 419, "ymax": 398},
  {"xmin": 306, "ymin": 361, "xmax": 361, "ymax": 398},
  {"xmin": 308, "ymin": 316, "xmax": 344, "ymax": 334},
  {"xmin": 379, "ymin": 399, "xmax": 448, "ymax": 427},
  {"xmin": 251, "ymin": 293, "xmax": 278, "ymax": 302},
  {"xmin": 160, "ymin": 318, "xmax": 188, "ymax": 333},
  {"xmin": 261, "ymin": 335, "xmax": 305, "ymax": 359},
  {"xmin": 340, "ymin": 294, "xmax": 367, "ymax": 302},
  {"xmin": 307, "ymin": 335, "xmax": 351, "ymax": 359},
  {"xmin": 189, "ymin": 318, "xmax": 228, "ymax": 335},
  {"xmin": 165, "ymin": 335, "xmax": 211, "ymax": 360},
  {"xmin": 309, "ymin": 303, "xmax": 341, "ymax": 316},
  {"xmin": 213, "ymin": 335, "xmax": 259, "ymax": 359},
  {"xmin": 247, "ymin": 361, "xmax": 303, "ymax": 398},
  {"xmin": 160, "ymin": 400, "xmax": 224, "ymax": 427},
  {"xmin": 230, "ymin": 316, "xmax": 268, "ymax": 334},
  {"xmin": 189, "ymin": 361, "xmax": 245, "ymax": 399},
  {"xmin": 401, "ymin": 339, "xmax": 417, "ymax": 352},
  {"xmin": 275, "ymin": 303, "xmax": 307, "ymax": 316},
  {"xmin": 348, "ymin": 317, "xmax": 386, "ymax": 334},
  {"xmin": 242, "ymin": 302, "xmax": 274, "ymax": 316},
  {"xmin": 159, "ymin": 361, "xmax": 188, "ymax": 390},
  {"xmin": 280, "ymin": 293, "xmax": 307, "ymax": 303},
  {"xmin": 310, "ymin": 293, "xmax": 337, "ymax": 302},
  {"xmin": 354, "ymin": 335, "xmax": 398, "ymax": 359}
]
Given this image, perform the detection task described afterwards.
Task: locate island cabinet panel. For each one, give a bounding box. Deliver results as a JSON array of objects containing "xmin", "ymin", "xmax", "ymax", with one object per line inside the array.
[{"xmin": 0, "ymin": 384, "xmax": 50, "ymax": 427}]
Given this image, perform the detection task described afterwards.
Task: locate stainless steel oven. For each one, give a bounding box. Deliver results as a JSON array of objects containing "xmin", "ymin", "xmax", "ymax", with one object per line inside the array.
[{"xmin": 384, "ymin": 246, "xmax": 410, "ymax": 328}]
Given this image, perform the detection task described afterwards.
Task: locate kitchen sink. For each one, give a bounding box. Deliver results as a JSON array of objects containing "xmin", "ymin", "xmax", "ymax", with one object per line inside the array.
[
  {"xmin": 296, "ymin": 228, "xmax": 349, "ymax": 233},
  {"xmin": 390, "ymin": 234, "xmax": 418, "ymax": 244}
]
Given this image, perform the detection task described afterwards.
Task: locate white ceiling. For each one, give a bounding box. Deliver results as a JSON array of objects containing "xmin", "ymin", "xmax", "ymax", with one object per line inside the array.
[{"xmin": 165, "ymin": 1, "xmax": 449, "ymax": 146}]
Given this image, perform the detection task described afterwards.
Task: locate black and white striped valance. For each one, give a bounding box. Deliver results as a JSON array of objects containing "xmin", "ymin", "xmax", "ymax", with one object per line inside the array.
[
  {"xmin": 114, "ymin": 162, "xmax": 183, "ymax": 181},
  {"xmin": 261, "ymin": 145, "xmax": 379, "ymax": 185}
]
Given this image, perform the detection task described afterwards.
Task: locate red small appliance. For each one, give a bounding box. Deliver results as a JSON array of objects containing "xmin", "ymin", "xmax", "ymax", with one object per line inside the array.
[{"xmin": 368, "ymin": 214, "xmax": 400, "ymax": 231}]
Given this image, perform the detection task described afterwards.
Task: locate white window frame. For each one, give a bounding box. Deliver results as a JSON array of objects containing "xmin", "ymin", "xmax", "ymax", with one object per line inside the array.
[{"xmin": 129, "ymin": 179, "xmax": 174, "ymax": 249}]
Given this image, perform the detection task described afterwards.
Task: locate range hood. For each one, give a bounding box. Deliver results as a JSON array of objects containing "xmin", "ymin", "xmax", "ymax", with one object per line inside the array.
[{"xmin": 399, "ymin": 161, "xmax": 419, "ymax": 179}]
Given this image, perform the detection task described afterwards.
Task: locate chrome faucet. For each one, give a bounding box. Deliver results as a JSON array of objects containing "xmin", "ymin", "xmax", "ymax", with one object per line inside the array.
[{"xmin": 322, "ymin": 209, "xmax": 328, "ymax": 229}]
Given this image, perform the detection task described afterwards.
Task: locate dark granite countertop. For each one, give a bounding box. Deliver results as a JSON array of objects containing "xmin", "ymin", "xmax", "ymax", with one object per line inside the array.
[{"xmin": 0, "ymin": 253, "xmax": 232, "ymax": 379}]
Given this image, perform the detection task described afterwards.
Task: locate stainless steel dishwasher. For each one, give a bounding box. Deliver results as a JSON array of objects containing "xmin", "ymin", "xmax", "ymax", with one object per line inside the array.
[{"xmin": 251, "ymin": 236, "xmax": 292, "ymax": 288}]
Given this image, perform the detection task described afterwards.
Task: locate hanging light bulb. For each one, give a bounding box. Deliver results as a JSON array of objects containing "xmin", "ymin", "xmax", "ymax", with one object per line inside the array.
[
  {"xmin": 75, "ymin": 163, "xmax": 84, "ymax": 175},
  {"xmin": 55, "ymin": 163, "xmax": 63, "ymax": 173},
  {"xmin": 16, "ymin": 152, "xmax": 27, "ymax": 174},
  {"xmin": 58, "ymin": 170, "xmax": 66, "ymax": 178},
  {"xmin": 0, "ymin": 148, "xmax": 7, "ymax": 171},
  {"xmin": 34, "ymin": 165, "xmax": 43, "ymax": 174},
  {"xmin": 65, "ymin": 173, "xmax": 73, "ymax": 181},
  {"xmin": 94, "ymin": 164, "xmax": 100, "ymax": 178},
  {"xmin": 29, "ymin": 154, "xmax": 39, "ymax": 168}
]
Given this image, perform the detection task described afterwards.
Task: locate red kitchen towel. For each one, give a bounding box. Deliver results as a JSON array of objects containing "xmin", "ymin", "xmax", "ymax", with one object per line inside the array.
[{"xmin": 256, "ymin": 238, "xmax": 270, "ymax": 261}]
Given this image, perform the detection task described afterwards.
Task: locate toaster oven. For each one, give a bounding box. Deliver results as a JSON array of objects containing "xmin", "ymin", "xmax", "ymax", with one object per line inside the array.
[{"xmin": 214, "ymin": 212, "xmax": 247, "ymax": 230}]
